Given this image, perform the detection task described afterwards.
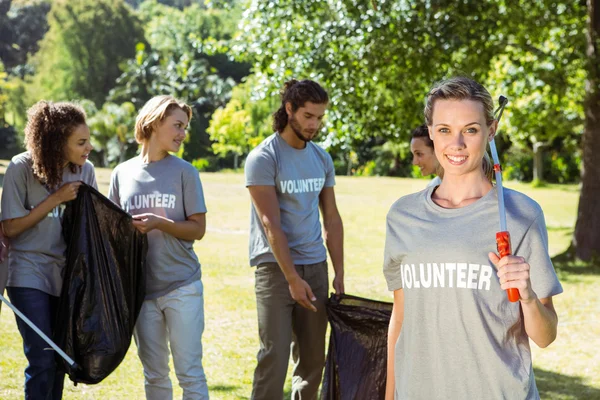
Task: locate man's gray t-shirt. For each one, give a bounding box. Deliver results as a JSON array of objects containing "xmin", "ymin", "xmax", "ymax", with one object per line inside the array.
[
  {"xmin": 1, "ymin": 152, "xmax": 97, "ymax": 296},
  {"xmin": 108, "ymin": 155, "xmax": 207, "ymax": 300},
  {"xmin": 245, "ymin": 133, "xmax": 335, "ymax": 266},
  {"xmin": 383, "ymin": 186, "xmax": 563, "ymax": 400}
]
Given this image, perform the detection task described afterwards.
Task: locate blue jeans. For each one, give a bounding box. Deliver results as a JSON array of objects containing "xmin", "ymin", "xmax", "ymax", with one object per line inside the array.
[{"xmin": 7, "ymin": 287, "xmax": 65, "ymax": 400}]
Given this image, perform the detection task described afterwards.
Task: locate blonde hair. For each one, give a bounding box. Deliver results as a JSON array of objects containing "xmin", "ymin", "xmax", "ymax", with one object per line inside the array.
[
  {"xmin": 424, "ymin": 77, "xmax": 495, "ymax": 127},
  {"xmin": 135, "ymin": 95, "xmax": 192, "ymax": 143},
  {"xmin": 425, "ymin": 77, "xmax": 496, "ymax": 182}
]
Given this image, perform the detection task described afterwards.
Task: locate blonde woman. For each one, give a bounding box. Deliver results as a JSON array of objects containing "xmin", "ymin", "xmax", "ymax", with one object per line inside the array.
[
  {"xmin": 109, "ymin": 96, "xmax": 209, "ymax": 399},
  {"xmin": 384, "ymin": 78, "xmax": 562, "ymax": 399},
  {"xmin": 410, "ymin": 124, "xmax": 494, "ymax": 188}
]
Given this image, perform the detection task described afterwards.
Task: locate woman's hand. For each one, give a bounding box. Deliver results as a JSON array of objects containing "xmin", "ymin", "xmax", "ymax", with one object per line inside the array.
[
  {"xmin": 131, "ymin": 213, "xmax": 163, "ymax": 234},
  {"xmin": 52, "ymin": 181, "xmax": 83, "ymax": 204},
  {"xmin": 489, "ymin": 252, "xmax": 537, "ymax": 303}
]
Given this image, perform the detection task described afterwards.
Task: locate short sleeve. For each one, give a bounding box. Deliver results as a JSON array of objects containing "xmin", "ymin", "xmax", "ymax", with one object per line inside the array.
[
  {"xmin": 383, "ymin": 207, "xmax": 404, "ymax": 291},
  {"xmin": 108, "ymin": 169, "xmax": 121, "ymax": 208},
  {"xmin": 182, "ymin": 166, "xmax": 207, "ymax": 217},
  {"xmin": 1, "ymin": 160, "xmax": 31, "ymax": 221},
  {"xmin": 245, "ymin": 149, "xmax": 276, "ymax": 187},
  {"xmin": 83, "ymin": 161, "xmax": 97, "ymax": 190},
  {"xmin": 514, "ymin": 212, "xmax": 563, "ymax": 298},
  {"xmin": 324, "ymin": 152, "xmax": 335, "ymax": 188}
]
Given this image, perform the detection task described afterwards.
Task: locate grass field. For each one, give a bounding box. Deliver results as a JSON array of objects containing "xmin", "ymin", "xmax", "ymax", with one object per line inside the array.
[{"xmin": 1, "ymin": 161, "xmax": 599, "ymax": 399}]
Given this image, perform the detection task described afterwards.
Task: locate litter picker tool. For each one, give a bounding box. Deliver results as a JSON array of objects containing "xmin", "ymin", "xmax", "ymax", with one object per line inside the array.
[
  {"xmin": 0, "ymin": 293, "xmax": 78, "ymax": 368},
  {"xmin": 489, "ymin": 95, "xmax": 520, "ymax": 303}
]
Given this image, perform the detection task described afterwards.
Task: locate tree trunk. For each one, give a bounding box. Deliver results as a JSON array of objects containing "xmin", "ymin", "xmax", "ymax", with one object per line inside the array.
[
  {"xmin": 573, "ymin": 0, "xmax": 600, "ymax": 261},
  {"xmin": 234, "ymin": 153, "xmax": 239, "ymax": 169},
  {"xmin": 533, "ymin": 142, "xmax": 545, "ymax": 182},
  {"xmin": 119, "ymin": 142, "xmax": 127, "ymax": 164}
]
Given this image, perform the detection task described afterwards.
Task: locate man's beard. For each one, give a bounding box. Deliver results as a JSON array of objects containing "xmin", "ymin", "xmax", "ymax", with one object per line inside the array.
[{"xmin": 290, "ymin": 113, "xmax": 318, "ymax": 143}]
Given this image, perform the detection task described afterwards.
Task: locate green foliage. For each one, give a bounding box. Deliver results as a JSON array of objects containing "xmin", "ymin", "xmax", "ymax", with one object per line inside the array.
[
  {"xmin": 354, "ymin": 160, "xmax": 377, "ymax": 176},
  {"xmin": 28, "ymin": 0, "xmax": 145, "ymax": 106},
  {"xmin": 111, "ymin": 2, "xmax": 248, "ymax": 107},
  {"xmin": 87, "ymin": 101, "xmax": 138, "ymax": 166},
  {"xmin": 191, "ymin": 157, "xmax": 210, "ymax": 171},
  {"xmin": 0, "ymin": 0, "xmax": 590, "ymax": 181},
  {"xmin": 503, "ymin": 145, "xmax": 533, "ymax": 181},
  {"xmin": 237, "ymin": 0, "xmax": 504, "ymax": 150},
  {"xmin": 0, "ymin": 60, "xmax": 25, "ymax": 156},
  {"xmin": 486, "ymin": 1, "xmax": 586, "ymax": 183},
  {"xmin": 109, "ymin": 2, "xmax": 250, "ymax": 163},
  {"xmin": 0, "ymin": 0, "xmax": 50, "ymax": 72},
  {"xmin": 235, "ymin": 0, "xmax": 587, "ymax": 182},
  {"xmin": 531, "ymin": 178, "xmax": 547, "ymax": 188},
  {"xmin": 207, "ymin": 75, "xmax": 275, "ymax": 166}
]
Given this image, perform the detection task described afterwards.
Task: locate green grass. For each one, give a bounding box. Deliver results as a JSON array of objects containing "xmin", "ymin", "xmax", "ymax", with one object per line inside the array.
[{"xmin": 1, "ymin": 163, "xmax": 599, "ymax": 399}]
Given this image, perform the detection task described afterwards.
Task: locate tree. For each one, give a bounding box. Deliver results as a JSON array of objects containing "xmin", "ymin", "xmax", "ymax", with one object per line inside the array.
[
  {"xmin": 0, "ymin": 60, "xmax": 20, "ymax": 157},
  {"xmin": 572, "ymin": 0, "xmax": 600, "ymax": 261},
  {"xmin": 28, "ymin": 0, "xmax": 145, "ymax": 106},
  {"xmin": 236, "ymin": 0, "xmax": 589, "ymax": 180},
  {"xmin": 239, "ymin": 1, "xmax": 502, "ymax": 139},
  {"xmin": 87, "ymin": 101, "xmax": 138, "ymax": 166},
  {"xmin": 207, "ymin": 76, "xmax": 275, "ymax": 167},
  {"xmin": 109, "ymin": 2, "xmax": 250, "ymax": 162},
  {"xmin": 486, "ymin": 0, "xmax": 587, "ymax": 183},
  {"xmin": 0, "ymin": 0, "xmax": 50, "ymax": 72}
]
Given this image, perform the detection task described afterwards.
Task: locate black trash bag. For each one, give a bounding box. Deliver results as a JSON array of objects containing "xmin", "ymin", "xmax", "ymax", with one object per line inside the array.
[
  {"xmin": 321, "ymin": 293, "xmax": 393, "ymax": 400},
  {"xmin": 55, "ymin": 183, "xmax": 147, "ymax": 384}
]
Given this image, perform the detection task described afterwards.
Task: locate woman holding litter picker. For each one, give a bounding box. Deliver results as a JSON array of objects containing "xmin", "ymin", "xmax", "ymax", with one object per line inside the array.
[
  {"xmin": 384, "ymin": 77, "xmax": 562, "ymax": 400},
  {"xmin": 1, "ymin": 101, "xmax": 96, "ymax": 399},
  {"xmin": 108, "ymin": 95, "xmax": 209, "ymax": 399}
]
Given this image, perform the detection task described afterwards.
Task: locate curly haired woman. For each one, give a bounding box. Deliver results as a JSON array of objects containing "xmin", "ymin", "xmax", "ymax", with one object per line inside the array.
[{"xmin": 1, "ymin": 100, "xmax": 96, "ymax": 400}]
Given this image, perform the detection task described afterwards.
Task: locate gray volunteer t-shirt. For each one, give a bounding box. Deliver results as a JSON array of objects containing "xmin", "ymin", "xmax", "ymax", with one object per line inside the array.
[
  {"xmin": 426, "ymin": 175, "xmax": 442, "ymax": 188},
  {"xmin": 108, "ymin": 155, "xmax": 207, "ymax": 300},
  {"xmin": 245, "ymin": 133, "xmax": 335, "ymax": 266},
  {"xmin": 383, "ymin": 186, "xmax": 563, "ymax": 400},
  {"xmin": 1, "ymin": 152, "xmax": 97, "ymax": 296}
]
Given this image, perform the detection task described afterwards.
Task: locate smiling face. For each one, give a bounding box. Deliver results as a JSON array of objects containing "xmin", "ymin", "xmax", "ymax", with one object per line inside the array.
[
  {"xmin": 410, "ymin": 137, "xmax": 439, "ymax": 176},
  {"xmin": 428, "ymin": 99, "xmax": 496, "ymax": 179},
  {"xmin": 152, "ymin": 107, "xmax": 189, "ymax": 153},
  {"xmin": 64, "ymin": 124, "xmax": 93, "ymax": 167}
]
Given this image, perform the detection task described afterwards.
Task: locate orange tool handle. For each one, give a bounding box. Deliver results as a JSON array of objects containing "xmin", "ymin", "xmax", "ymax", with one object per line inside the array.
[{"xmin": 496, "ymin": 231, "xmax": 520, "ymax": 302}]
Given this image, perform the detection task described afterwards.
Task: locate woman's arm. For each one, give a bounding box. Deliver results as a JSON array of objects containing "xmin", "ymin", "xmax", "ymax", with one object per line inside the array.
[
  {"xmin": 2, "ymin": 182, "xmax": 82, "ymax": 238},
  {"xmin": 521, "ymin": 296, "xmax": 557, "ymax": 348},
  {"xmin": 131, "ymin": 212, "xmax": 206, "ymax": 241},
  {"xmin": 490, "ymin": 252, "xmax": 558, "ymax": 347},
  {"xmin": 386, "ymin": 289, "xmax": 404, "ymax": 400}
]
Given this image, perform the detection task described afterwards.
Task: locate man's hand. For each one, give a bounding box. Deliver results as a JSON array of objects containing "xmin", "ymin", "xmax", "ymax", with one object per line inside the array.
[
  {"xmin": 131, "ymin": 213, "xmax": 163, "ymax": 234},
  {"xmin": 288, "ymin": 276, "xmax": 317, "ymax": 312},
  {"xmin": 333, "ymin": 272, "xmax": 345, "ymax": 295}
]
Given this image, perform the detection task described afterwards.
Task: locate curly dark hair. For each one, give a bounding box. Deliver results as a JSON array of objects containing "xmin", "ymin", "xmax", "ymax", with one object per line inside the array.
[
  {"xmin": 24, "ymin": 100, "xmax": 87, "ymax": 189},
  {"xmin": 272, "ymin": 79, "xmax": 329, "ymax": 133}
]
